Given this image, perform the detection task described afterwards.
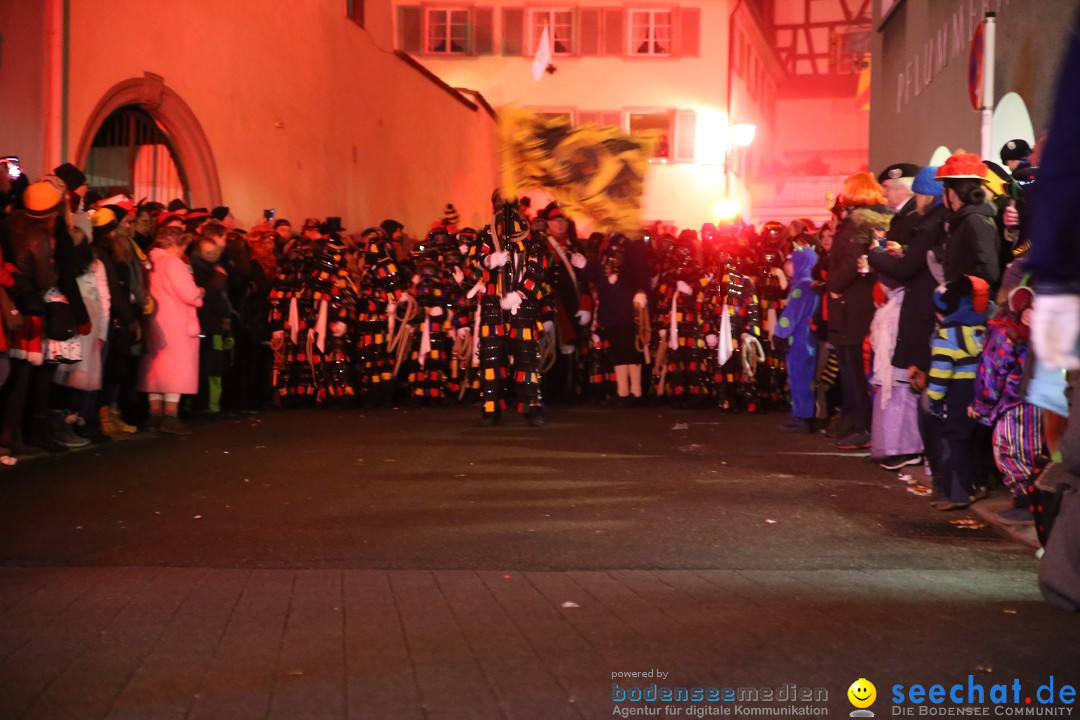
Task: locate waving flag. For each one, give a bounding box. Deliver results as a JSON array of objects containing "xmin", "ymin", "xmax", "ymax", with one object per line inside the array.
[{"xmin": 498, "ymin": 107, "xmax": 657, "ymax": 233}]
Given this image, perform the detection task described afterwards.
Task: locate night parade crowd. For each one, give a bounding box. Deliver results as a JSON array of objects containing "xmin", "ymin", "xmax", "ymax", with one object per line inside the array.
[{"xmin": 0, "ymin": 138, "xmax": 1071, "ymax": 541}]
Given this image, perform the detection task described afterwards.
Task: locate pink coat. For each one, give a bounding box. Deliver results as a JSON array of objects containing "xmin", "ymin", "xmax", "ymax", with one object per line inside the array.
[{"xmin": 138, "ymin": 248, "xmax": 203, "ymax": 395}]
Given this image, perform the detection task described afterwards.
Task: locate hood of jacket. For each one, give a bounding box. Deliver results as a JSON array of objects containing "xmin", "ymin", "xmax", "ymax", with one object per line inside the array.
[
  {"xmin": 849, "ymin": 205, "xmax": 894, "ymax": 232},
  {"xmin": 789, "ymin": 246, "xmax": 818, "ymax": 283}
]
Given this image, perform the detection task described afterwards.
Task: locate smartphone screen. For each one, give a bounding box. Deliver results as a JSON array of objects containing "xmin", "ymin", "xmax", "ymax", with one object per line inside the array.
[{"xmin": 2, "ymin": 157, "xmax": 19, "ymax": 180}]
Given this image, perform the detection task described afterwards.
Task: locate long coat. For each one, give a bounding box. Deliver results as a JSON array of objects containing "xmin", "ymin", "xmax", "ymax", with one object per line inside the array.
[
  {"xmin": 868, "ymin": 202, "xmax": 946, "ymax": 372},
  {"xmin": 138, "ymin": 248, "xmax": 203, "ymax": 395},
  {"xmin": 826, "ymin": 205, "xmax": 894, "ymax": 346}
]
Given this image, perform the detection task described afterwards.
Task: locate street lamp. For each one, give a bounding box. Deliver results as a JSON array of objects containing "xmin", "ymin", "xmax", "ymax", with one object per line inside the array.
[
  {"xmin": 724, "ymin": 122, "xmax": 756, "ymax": 222},
  {"xmin": 730, "ymin": 123, "xmax": 756, "ymax": 148}
]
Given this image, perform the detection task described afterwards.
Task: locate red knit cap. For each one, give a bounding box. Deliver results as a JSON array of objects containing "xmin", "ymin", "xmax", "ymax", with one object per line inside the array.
[
  {"xmin": 967, "ymin": 275, "xmax": 990, "ymax": 314},
  {"xmin": 935, "ymin": 152, "xmax": 989, "ymax": 182}
]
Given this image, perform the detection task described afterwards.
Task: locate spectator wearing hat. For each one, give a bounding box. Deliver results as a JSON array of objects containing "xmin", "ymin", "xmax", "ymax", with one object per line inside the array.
[
  {"xmin": 53, "ymin": 163, "xmax": 88, "ymax": 213},
  {"xmin": 138, "ymin": 226, "xmax": 204, "ymax": 435},
  {"xmin": 868, "ymin": 165, "xmax": 946, "ymax": 472},
  {"xmin": 380, "ymin": 218, "xmax": 409, "ymax": 262},
  {"xmin": 877, "ymin": 163, "xmax": 920, "ymax": 247},
  {"xmin": 936, "ymin": 152, "xmax": 1001, "ymax": 289},
  {"xmin": 272, "ymin": 218, "xmax": 294, "ymax": 259},
  {"xmin": 1, "ymin": 182, "xmax": 63, "ymax": 455},
  {"xmin": 540, "ymin": 202, "xmax": 591, "ymax": 402},
  {"xmin": 52, "ymin": 208, "xmax": 112, "ymax": 443},
  {"xmin": 1000, "ymin": 139, "xmax": 1032, "ymax": 173},
  {"xmin": 211, "ymin": 206, "xmax": 235, "ymax": 230},
  {"xmin": 827, "ymin": 172, "xmax": 893, "ymax": 450},
  {"xmin": 91, "ymin": 205, "xmax": 143, "ymax": 436},
  {"xmin": 183, "ymin": 209, "xmax": 213, "ymax": 235}
]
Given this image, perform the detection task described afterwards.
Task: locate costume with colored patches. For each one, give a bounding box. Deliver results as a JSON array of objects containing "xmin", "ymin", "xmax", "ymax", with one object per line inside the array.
[
  {"xmin": 405, "ymin": 232, "xmax": 457, "ymax": 401},
  {"xmin": 969, "ymin": 286, "xmax": 1044, "ymax": 501},
  {"xmin": 774, "ymin": 247, "xmax": 819, "ymax": 423},
  {"xmin": 268, "ymin": 238, "xmax": 320, "ymax": 402},
  {"xmin": 469, "ymin": 198, "xmax": 549, "ymax": 425},
  {"xmin": 655, "ymin": 233, "xmax": 712, "ymax": 405},
  {"xmin": 355, "ymin": 228, "xmax": 402, "ymax": 407},
  {"xmin": 307, "ymin": 235, "xmax": 358, "ymax": 403}
]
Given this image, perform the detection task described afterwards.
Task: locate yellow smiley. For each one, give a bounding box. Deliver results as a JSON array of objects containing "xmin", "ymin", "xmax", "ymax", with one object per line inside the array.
[{"xmin": 848, "ymin": 679, "xmax": 877, "ymax": 708}]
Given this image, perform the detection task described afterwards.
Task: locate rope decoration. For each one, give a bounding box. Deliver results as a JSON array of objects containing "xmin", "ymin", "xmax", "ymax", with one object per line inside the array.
[
  {"xmin": 740, "ymin": 333, "xmax": 766, "ymax": 378},
  {"xmin": 387, "ymin": 293, "xmax": 419, "ymax": 377}
]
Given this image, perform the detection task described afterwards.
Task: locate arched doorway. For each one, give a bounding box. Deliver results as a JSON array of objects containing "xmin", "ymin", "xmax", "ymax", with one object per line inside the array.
[
  {"xmin": 75, "ymin": 73, "xmax": 221, "ymax": 208},
  {"xmin": 85, "ymin": 106, "xmax": 188, "ymax": 204}
]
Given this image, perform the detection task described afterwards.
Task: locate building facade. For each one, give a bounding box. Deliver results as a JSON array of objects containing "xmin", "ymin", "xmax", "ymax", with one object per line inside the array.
[
  {"xmin": 389, "ymin": 0, "xmax": 788, "ymax": 229},
  {"xmin": 0, "ymin": 0, "xmax": 499, "ymax": 233},
  {"xmin": 870, "ymin": 0, "xmax": 1078, "ymax": 170}
]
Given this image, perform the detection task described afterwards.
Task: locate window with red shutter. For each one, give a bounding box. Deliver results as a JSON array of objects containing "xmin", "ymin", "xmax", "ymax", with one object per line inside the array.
[
  {"xmin": 473, "ymin": 7, "xmax": 494, "ymax": 55},
  {"xmin": 578, "ymin": 8, "xmax": 601, "ymax": 56},
  {"xmin": 502, "ymin": 8, "xmax": 525, "ymax": 55},
  {"xmin": 398, "ymin": 6, "xmax": 422, "ymax": 53},
  {"xmin": 678, "ymin": 8, "xmax": 700, "ymax": 58},
  {"xmin": 602, "ymin": 8, "xmax": 625, "ymax": 56}
]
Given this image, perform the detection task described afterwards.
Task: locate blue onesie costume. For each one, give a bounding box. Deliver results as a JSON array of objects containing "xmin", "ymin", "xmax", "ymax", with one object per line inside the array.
[{"xmin": 775, "ymin": 247, "xmax": 819, "ymax": 422}]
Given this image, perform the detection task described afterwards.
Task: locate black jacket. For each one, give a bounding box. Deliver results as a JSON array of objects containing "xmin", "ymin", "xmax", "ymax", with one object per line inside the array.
[
  {"xmin": 944, "ymin": 202, "xmax": 1000, "ymax": 288},
  {"xmin": 826, "ymin": 205, "xmax": 893, "ymax": 346},
  {"xmin": 868, "ymin": 202, "xmax": 945, "ymax": 372},
  {"xmin": 584, "ymin": 236, "xmax": 650, "ymax": 327},
  {"xmin": 887, "ymin": 196, "xmax": 920, "ymax": 247}
]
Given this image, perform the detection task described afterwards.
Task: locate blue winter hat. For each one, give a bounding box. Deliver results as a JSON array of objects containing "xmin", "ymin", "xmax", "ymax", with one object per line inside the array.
[{"xmin": 913, "ymin": 166, "xmax": 942, "ymax": 197}]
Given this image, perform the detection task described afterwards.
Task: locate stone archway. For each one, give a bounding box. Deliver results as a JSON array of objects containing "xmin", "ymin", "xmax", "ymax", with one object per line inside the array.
[{"xmin": 75, "ymin": 72, "xmax": 222, "ymax": 207}]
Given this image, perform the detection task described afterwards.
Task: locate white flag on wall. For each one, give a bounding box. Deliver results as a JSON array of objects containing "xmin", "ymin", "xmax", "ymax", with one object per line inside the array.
[{"xmin": 532, "ymin": 23, "xmax": 551, "ymax": 82}]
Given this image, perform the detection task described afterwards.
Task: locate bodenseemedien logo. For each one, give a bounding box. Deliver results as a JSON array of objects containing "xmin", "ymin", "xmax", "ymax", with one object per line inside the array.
[{"xmin": 849, "ymin": 678, "xmax": 877, "ymax": 717}]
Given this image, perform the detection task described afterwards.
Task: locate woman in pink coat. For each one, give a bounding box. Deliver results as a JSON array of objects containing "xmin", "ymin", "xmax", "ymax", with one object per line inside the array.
[{"xmin": 138, "ymin": 227, "xmax": 204, "ymax": 434}]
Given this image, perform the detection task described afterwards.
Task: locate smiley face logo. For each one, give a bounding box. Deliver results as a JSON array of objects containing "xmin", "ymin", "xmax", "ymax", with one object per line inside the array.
[{"xmin": 848, "ymin": 678, "xmax": 877, "ymax": 709}]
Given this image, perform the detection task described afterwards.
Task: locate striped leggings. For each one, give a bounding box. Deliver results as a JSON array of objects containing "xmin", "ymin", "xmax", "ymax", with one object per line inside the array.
[{"xmin": 993, "ymin": 403, "xmax": 1045, "ymax": 498}]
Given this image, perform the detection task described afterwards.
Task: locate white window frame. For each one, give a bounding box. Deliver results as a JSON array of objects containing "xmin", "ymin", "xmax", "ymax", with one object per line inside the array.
[
  {"xmin": 528, "ymin": 8, "xmax": 575, "ymax": 57},
  {"xmin": 628, "ymin": 9, "xmax": 674, "ymax": 58},
  {"xmin": 424, "ymin": 7, "xmax": 470, "ymax": 55}
]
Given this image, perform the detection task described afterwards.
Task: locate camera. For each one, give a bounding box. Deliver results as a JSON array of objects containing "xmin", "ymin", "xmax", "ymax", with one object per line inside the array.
[
  {"xmin": 2, "ymin": 156, "xmax": 20, "ymax": 180},
  {"xmin": 264, "ymin": 208, "xmax": 275, "ymax": 221}
]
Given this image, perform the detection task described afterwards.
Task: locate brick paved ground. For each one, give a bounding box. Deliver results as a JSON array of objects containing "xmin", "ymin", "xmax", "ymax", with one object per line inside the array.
[{"xmin": 0, "ymin": 407, "xmax": 1076, "ymax": 719}]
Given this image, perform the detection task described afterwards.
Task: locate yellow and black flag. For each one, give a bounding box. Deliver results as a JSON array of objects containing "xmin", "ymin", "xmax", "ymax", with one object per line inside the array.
[{"xmin": 498, "ymin": 107, "xmax": 657, "ymax": 234}]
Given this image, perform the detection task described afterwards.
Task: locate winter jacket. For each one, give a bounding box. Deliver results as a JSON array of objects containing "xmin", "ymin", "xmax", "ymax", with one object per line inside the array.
[
  {"xmin": 944, "ymin": 202, "xmax": 1001, "ymax": 288},
  {"xmin": 886, "ymin": 196, "xmax": 920, "ymax": 247},
  {"xmin": 826, "ymin": 205, "xmax": 893, "ymax": 346},
  {"xmin": 867, "ymin": 202, "xmax": 945, "ymax": 371},
  {"xmin": 927, "ymin": 300, "xmax": 987, "ymax": 403},
  {"xmin": 969, "ymin": 312, "xmax": 1029, "ymax": 425},
  {"xmin": 585, "ymin": 236, "xmax": 650, "ymax": 328}
]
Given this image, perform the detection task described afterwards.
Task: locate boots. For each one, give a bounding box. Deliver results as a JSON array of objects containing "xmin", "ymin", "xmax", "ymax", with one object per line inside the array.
[
  {"xmin": 51, "ymin": 411, "xmax": 91, "ymax": 449},
  {"xmin": 526, "ymin": 406, "xmax": 545, "ymax": 427},
  {"xmin": 99, "ymin": 406, "xmax": 137, "ymax": 437},
  {"xmin": 159, "ymin": 415, "xmax": 192, "ymax": 435}
]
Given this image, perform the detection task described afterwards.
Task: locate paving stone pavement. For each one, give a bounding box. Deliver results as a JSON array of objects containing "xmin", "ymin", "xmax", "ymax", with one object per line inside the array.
[{"xmin": 0, "ymin": 407, "xmax": 1076, "ymax": 719}]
